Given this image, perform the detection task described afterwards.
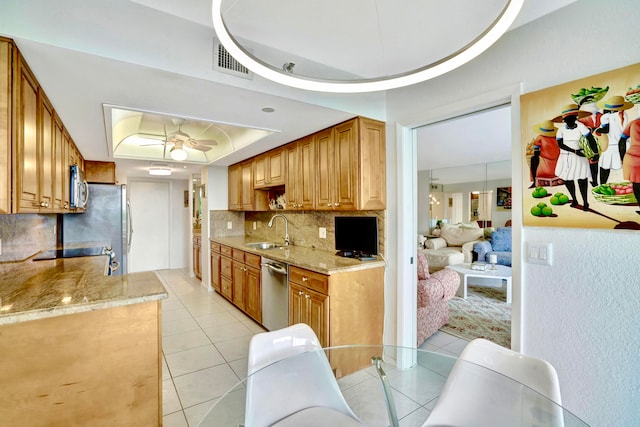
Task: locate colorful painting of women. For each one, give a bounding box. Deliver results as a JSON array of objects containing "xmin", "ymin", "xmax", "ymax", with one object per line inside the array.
[{"xmin": 521, "ymin": 63, "xmax": 640, "ymax": 229}]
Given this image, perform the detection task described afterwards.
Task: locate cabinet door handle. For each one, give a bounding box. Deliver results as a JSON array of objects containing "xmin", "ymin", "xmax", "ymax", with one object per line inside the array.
[
  {"xmin": 305, "ymin": 294, "xmax": 310, "ymax": 299},
  {"xmin": 302, "ymin": 277, "xmax": 308, "ymax": 282},
  {"xmin": 298, "ymin": 291, "xmax": 304, "ymax": 295},
  {"xmin": 334, "ymin": 202, "xmax": 340, "ymax": 207},
  {"xmin": 327, "ymin": 203, "xmax": 332, "ymax": 207}
]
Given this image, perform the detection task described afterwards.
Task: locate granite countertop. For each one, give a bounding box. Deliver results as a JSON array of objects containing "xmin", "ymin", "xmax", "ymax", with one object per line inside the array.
[
  {"xmin": 210, "ymin": 236, "xmax": 386, "ymax": 274},
  {"xmin": 0, "ymin": 256, "xmax": 168, "ymax": 326}
]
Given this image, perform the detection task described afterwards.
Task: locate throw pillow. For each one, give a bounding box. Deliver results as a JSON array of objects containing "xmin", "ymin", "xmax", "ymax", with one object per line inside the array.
[
  {"xmin": 440, "ymin": 226, "xmax": 483, "ymax": 247},
  {"xmin": 491, "ymin": 230, "xmax": 512, "ymax": 251},
  {"xmin": 417, "ymin": 252, "xmax": 430, "ymax": 279},
  {"xmin": 424, "ymin": 237, "xmax": 447, "ymax": 250}
]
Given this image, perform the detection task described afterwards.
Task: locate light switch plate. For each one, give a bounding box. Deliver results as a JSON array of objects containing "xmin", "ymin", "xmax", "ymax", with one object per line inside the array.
[
  {"xmin": 252, "ymin": 221, "xmax": 257, "ymax": 230},
  {"xmin": 227, "ymin": 221, "xmax": 233, "ymax": 230},
  {"xmin": 319, "ymin": 227, "xmax": 327, "ymax": 239},
  {"xmin": 527, "ymin": 242, "xmax": 552, "ymax": 265}
]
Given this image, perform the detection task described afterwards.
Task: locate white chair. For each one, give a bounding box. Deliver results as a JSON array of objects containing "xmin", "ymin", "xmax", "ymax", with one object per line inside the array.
[
  {"xmin": 245, "ymin": 323, "xmax": 361, "ymax": 427},
  {"xmin": 423, "ymin": 338, "xmax": 564, "ymax": 427}
]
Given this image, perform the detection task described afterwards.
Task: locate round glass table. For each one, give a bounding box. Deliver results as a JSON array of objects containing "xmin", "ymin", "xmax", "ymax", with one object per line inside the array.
[{"xmin": 196, "ymin": 345, "xmax": 589, "ymax": 427}]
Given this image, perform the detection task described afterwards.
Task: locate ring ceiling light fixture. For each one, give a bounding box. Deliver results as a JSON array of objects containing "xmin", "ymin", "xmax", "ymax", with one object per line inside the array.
[{"xmin": 211, "ymin": 0, "xmax": 524, "ymax": 93}]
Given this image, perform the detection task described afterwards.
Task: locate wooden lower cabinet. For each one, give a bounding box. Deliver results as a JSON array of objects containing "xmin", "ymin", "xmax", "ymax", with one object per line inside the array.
[
  {"xmin": 288, "ymin": 265, "xmax": 384, "ymax": 357},
  {"xmin": 210, "ymin": 242, "xmax": 221, "ymax": 292},
  {"xmin": 220, "ymin": 246, "xmax": 233, "ymax": 300},
  {"xmin": 217, "ymin": 245, "xmax": 262, "ymax": 323},
  {"xmin": 0, "ymin": 301, "xmax": 162, "ymax": 425},
  {"xmin": 193, "ymin": 234, "xmax": 202, "ymax": 280},
  {"xmin": 289, "ymin": 281, "xmax": 329, "ymax": 346}
]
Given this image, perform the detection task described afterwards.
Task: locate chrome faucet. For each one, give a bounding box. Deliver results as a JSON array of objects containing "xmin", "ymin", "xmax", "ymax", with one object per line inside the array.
[
  {"xmin": 102, "ymin": 246, "xmax": 120, "ymax": 276},
  {"xmin": 268, "ymin": 214, "xmax": 290, "ymax": 246}
]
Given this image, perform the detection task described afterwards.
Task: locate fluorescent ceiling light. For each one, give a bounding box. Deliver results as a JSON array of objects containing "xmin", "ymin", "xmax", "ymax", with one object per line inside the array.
[
  {"xmin": 149, "ymin": 164, "xmax": 172, "ymax": 176},
  {"xmin": 211, "ymin": 0, "xmax": 524, "ymax": 93}
]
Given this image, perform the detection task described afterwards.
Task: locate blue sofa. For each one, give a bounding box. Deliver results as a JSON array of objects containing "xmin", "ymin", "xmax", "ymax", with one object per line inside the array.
[{"xmin": 473, "ymin": 227, "xmax": 512, "ymax": 267}]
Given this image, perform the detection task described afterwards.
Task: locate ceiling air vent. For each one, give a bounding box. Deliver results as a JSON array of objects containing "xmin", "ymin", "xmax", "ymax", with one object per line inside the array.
[
  {"xmin": 213, "ymin": 39, "xmax": 253, "ymax": 80},
  {"xmin": 430, "ymin": 183, "xmax": 443, "ymax": 192}
]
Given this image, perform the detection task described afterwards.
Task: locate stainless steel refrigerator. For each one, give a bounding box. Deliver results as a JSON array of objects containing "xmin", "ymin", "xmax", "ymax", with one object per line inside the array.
[{"xmin": 62, "ymin": 184, "xmax": 132, "ymax": 275}]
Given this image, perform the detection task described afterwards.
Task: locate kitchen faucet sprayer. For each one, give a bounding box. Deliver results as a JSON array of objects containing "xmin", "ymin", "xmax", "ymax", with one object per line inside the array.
[{"xmin": 268, "ymin": 214, "xmax": 290, "ymax": 246}]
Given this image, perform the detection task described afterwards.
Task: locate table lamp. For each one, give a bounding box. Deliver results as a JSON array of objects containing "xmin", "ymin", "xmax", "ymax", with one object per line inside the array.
[{"xmin": 489, "ymin": 254, "xmax": 498, "ymax": 270}]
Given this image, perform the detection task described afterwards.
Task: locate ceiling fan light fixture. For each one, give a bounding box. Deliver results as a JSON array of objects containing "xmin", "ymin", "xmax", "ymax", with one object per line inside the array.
[
  {"xmin": 170, "ymin": 144, "xmax": 188, "ymax": 161},
  {"xmin": 149, "ymin": 163, "xmax": 172, "ymax": 176}
]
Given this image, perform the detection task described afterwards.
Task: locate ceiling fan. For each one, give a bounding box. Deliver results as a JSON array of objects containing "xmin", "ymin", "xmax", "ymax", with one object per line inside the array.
[
  {"xmin": 137, "ymin": 117, "xmax": 219, "ymax": 161},
  {"xmin": 164, "ymin": 118, "xmax": 218, "ymax": 152}
]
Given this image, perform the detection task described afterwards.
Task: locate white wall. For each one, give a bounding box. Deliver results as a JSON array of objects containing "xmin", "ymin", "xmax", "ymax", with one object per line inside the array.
[{"xmin": 386, "ymin": 0, "xmax": 640, "ymax": 425}]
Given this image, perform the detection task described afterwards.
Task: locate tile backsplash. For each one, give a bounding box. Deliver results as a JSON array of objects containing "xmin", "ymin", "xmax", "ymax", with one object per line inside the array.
[
  {"xmin": 0, "ymin": 214, "xmax": 57, "ymax": 262},
  {"xmin": 242, "ymin": 210, "xmax": 386, "ymax": 255}
]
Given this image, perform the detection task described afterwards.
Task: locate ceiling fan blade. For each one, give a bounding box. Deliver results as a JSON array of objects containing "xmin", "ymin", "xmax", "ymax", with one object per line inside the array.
[
  {"xmin": 173, "ymin": 132, "xmax": 190, "ymax": 142},
  {"xmin": 193, "ymin": 139, "xmax": 218, "ymax": 146},
  {"xmin": 137, "ymin": 132, "xmax": 165, "ymax": 139},
  {"xmin": 189, "ymin": 144, "xmax": 212, "ymax": 152}
]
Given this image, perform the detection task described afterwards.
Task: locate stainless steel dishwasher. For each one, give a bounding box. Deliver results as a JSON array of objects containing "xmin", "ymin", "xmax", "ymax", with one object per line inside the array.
[{"xmin": 261, "ymin": 257, "xmax": 289, "ymax": 331}]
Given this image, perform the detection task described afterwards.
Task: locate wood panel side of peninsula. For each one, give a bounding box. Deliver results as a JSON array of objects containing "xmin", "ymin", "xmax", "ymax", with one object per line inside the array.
[{"xmin": 0, "ymin": 300, "xmax": 162, "ymax": 426}]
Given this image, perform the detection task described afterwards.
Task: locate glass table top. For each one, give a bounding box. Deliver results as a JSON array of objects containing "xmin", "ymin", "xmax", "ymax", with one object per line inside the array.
[{"xmin": 196, "ymin": 345, "xmax": 589, "ymax": 427}]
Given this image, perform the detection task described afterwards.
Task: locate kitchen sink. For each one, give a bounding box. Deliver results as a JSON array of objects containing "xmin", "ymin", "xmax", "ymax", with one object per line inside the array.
[{"xmin": 245, "ymin": 242, "xmax": 284, "ymax": 250}]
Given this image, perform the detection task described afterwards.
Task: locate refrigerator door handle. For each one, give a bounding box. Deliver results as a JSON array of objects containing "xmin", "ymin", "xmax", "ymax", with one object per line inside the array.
[
  {"xmin": 127, "ymin": 199, "xmax": 133, "ymax": 254},
  {"xmin": 81, "ymin": 181, "xmax": 90, "ymax": 207}
]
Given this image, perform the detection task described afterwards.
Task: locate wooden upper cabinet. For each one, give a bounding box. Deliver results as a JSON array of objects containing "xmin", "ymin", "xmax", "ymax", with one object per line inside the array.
[
  {"xmin": 298, "ymin": 136, "xmax": 316, "ymax": 210},
  {"xmin": 316, "ymin": 122, "xmax": 358, "ymax": 211},
  {"xmin": 228, "ymin": 162, "xmax": 242, "ymax": 210},
  {"xmin": 356, "ymin": 117, "xmax": 386, "ymax": 210},
  {"xmin": 286, "ymin": 135, "xmax": 316, "ymax": 210},
  {"xmin": 228, "ymin": 160, "xmax": 269, "ymax": 211},
  {"xmin": 85, "ymin": 160, "xmax": 116, "ymax": 184},
  {"xmin": 253, "ymin": 147, "xmax": 285, "ymax": 189},
  {"xmin": 315, "ymin": 127, "xmax": 334, "ymax": 210},
  {"xmin": 0, "ymin": 39, "xmax": 11, "ymax": 214},
  {"xmin": 229, "ymin": 116, "xmax": 385, "ymax": 212},
  {"xmin": 240, "ymin": 160, "xmax": 254, "ymax": 210},
  {"xmin": 285, "ymin": 143, "xmax": 300, "ymax": 209},
  {"xmin": 39, "ymin": 90, "xmax": 55, "ymax": 212},
  {"xmin": 316, "ymin": 117, "xmax": 385, "ymax": 211},
  {"xmin": 5, "ymin": 39, "xmax": 83, "ymax": 214},
  {"xmin": 53, "ymin": 114, "xmax": 68, "ymax": 211},
  {"xmin": 14, "ymin": 53, "xmax": 40, "ymax": 213}
]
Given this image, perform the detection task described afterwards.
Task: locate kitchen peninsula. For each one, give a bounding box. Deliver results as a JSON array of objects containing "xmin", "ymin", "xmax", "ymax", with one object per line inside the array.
[{"xmin": 0, "ymin": 255, "xmax": 167, "ymax": 426}]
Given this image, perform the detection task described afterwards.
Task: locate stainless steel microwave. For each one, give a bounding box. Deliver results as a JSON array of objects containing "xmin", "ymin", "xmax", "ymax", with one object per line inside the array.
[{"xmin": 70, "ymin": 164, "xmax": 89, "ymax": 209}]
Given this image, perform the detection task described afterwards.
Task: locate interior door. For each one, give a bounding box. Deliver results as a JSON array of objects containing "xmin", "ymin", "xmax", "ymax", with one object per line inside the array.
[{"xmin": 128, "ymin": 180, "xmax": 170, "ymax": 273}]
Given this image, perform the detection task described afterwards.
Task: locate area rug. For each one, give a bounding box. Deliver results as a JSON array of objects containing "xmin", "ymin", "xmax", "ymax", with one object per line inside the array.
[{"xmin": 440, "ymin": 285, "xmax": 511, "ymax": 348}]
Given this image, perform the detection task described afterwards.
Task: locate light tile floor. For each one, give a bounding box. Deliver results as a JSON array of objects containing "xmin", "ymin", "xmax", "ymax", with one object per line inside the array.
[{"xmin": 157, "ymin": 269, "xmax": 469, "ymax": 427}]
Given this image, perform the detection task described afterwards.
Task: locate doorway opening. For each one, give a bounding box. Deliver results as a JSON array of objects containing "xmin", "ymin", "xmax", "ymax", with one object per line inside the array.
[{"xmin": 415, "ymin": 104, "xmax": 513, "ymax": 347}]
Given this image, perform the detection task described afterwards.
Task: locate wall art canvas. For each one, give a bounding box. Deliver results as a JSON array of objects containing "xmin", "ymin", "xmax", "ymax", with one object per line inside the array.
[
  {"xmin": 521, "ymin": 63, "xmax": 640, "ymax": 229},
  {"xmin": 497, "ymin": 187, "xmax": 512, "ymax": 210}
]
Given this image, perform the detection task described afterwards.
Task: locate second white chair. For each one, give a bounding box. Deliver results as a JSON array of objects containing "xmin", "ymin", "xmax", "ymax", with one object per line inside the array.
[
  {"xmin": 244, "ymin": 323, "xmax": 362, "ymax": 427},
  {"xmin": 423, "ymin": 338, "xmax": 563, "ymax": 427}
]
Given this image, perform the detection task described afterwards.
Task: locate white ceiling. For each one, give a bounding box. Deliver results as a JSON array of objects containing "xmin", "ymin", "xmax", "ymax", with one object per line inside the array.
[
  {"xmin": 0, "ymin": 0, "xmax": 575, "ymax": 180},
  {"xmin": 416, "ymin": 105, "xmax": 513, "ymax": 184}
]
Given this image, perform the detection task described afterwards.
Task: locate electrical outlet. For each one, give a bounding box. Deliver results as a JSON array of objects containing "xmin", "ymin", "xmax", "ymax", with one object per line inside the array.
[
  {"xmin": 319, "ymin": 227, "xmax": 327, "ymax": 239},
  {"xmin": 252, "ymin": 221, "xmax": 257, "ymax": 230},
  {"xmin": 227, "ymin": 221, "xmax": 233, "ymax": 230},
  {"xmin": 0, "ymin": 238, "xmax": 2, "ymax": 256}
]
